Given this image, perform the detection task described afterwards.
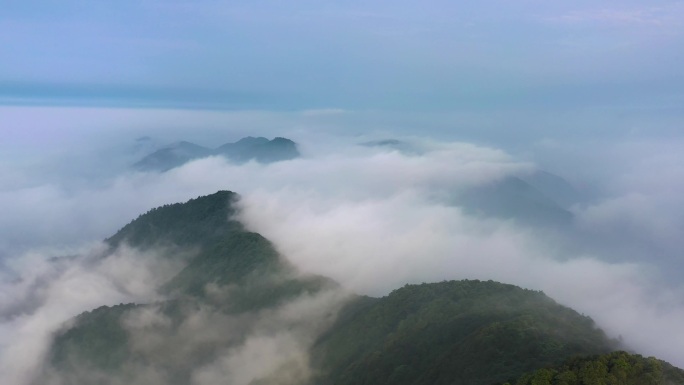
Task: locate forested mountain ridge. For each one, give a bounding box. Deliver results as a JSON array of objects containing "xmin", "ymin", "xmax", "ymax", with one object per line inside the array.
[
  {"xmin": 40, "ymin": 191, "xmax": 684, "ymax": 385},
  {"xmin": 311, "ymin": 280, "xmax": 618, "ymax": 385},
  {"xmin": 42, "ymin": 191, "xmax": 338, "ymax": 385},
  {"xmin": 105, "ymin": 190, "xmax": 242, "ymax": 249}
]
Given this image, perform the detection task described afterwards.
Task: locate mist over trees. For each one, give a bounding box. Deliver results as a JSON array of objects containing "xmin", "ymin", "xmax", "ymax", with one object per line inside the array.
[{"xmin": 16, "ymin": 192, "xmax": 682, "ymax": 385}]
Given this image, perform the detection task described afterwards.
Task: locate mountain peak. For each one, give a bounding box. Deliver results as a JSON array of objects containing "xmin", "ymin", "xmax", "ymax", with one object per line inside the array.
[
  {"xmin": 234, "ymin": 136, "xmax": 269, "ymax": 144},
  {"xmin": 216, "ymin": 136, "xmax": 299, "ymax": 163},
  {"xmin": 106, "ymin": 190, "xmax": 241, "ymax": 249}
]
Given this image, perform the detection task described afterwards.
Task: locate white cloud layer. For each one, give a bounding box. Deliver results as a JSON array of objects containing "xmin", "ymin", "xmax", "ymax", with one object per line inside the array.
[{"xmin": 1, "ymin": 108, "xmax": 684, "ymax": 379}]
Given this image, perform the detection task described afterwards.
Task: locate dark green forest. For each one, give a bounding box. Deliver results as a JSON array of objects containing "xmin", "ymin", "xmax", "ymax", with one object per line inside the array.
[
  {"xmin": 509, "ymin": 351, "xmax": 684, "ymax": 385},
  {"xmin": 311, "ymin": 280, "xmax": 616, "ymax": 385}
]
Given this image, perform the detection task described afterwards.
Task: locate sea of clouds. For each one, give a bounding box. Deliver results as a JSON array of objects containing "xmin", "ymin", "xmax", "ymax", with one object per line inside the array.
[{"xmin": 1, "ymin": 106, "xmax": 683, "ymax": 383}]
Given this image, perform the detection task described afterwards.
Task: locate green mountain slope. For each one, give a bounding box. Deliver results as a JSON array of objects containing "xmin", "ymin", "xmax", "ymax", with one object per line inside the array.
[
  {"xmin": 43, "ymin": 191, "xmax": 336, "ymax": 385},
  {"xmin": 311, "ymin": 280, "xmax": 617, "ymax": 385},
  {"xmin": 510, "ymin": 351, "xmax": 684, "ymax": 385},
  {"xmin": 105, "ymin": 190, "xmax": 241, "ymax": 249},
  {"xmin": 41, "ymin": 191, "xmax": 684, "ymax": 385}
]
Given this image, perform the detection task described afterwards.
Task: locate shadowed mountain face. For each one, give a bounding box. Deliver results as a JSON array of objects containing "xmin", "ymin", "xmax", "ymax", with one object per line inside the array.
[
  {"xmin": 39, "ymin": 192, "xmax": 683, "ymax": 385},
  {"xmin": 133, "ymin": 136, "xmax": 300, "ymax": 172}
]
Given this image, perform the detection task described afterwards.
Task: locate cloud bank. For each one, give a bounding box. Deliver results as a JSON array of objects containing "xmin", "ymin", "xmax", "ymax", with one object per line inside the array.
[{"xmin": 1, "ymin": 107, "xmax": 684, "ymax": 380}]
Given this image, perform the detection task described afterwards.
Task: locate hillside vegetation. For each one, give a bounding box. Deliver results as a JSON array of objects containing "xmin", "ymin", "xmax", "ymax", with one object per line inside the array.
[
  {"xmin": 312, "ymin": 280, "xmax": 616, "ymax": 385},
  {"xmin": 40, "ymin": 191, "xmax": 684, "ymax": 385},
  {"xmin": 510, "ymin": 351, "xmax": 684, "ymax": 385}
]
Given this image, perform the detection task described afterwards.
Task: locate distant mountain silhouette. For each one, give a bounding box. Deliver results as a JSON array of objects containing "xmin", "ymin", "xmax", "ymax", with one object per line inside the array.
[
  {"xmin": 520, "ymin": 170, "xmax": 583, "ymax": 209},
  {"xmin": 215, "ymin": 136, "xmax": 300, "ymax": 163},
  {"xmin": 459, "ymin": 176, "xmax": 574, "ymax": 227},
  {"xmin": 133, "ymin": 136, "xmax": 299, "ymax": 172},
  {"xmin": 360, "ymin": 138, "xmax": 421, "ymax": 154},
  {"xmin": 360, "ymin": 139, "xmax": 581, "ymax": 226}
]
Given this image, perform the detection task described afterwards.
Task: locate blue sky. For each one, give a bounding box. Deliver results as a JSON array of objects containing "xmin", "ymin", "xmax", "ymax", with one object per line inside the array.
[{"xmin": 2, "ymin": 0, "xmax": 683, "ymax": 110}]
